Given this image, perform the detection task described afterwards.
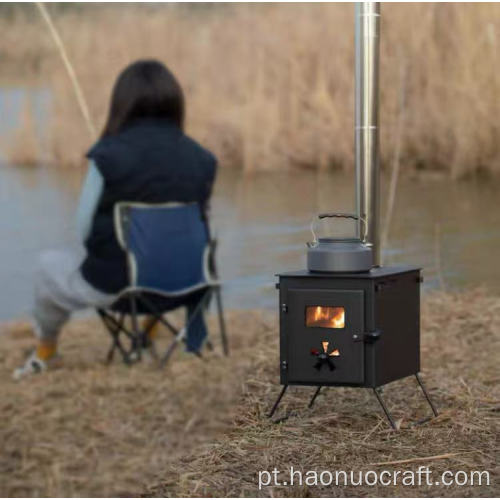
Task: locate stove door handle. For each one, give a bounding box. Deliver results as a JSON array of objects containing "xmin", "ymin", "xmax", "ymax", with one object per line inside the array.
[{"xmin": 364, "ymin": 329, "xmax": 382, "ymax": 343}]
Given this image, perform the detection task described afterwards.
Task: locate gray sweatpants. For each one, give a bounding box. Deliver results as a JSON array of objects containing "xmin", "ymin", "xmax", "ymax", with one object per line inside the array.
[{"xmin": 33, "ymin": 249, "xmax": 118, "ymax": 341}]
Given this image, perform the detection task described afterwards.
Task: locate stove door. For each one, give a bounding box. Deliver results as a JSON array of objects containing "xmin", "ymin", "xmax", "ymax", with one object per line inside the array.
[{"xmin": 285, "ymin": 288, "xmax": 365, "ymax": 385}]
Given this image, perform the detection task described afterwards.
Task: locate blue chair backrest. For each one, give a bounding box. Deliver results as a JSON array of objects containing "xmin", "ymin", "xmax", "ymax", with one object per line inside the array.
[{"xmin": 116, "ymin": 202, "xmax": 209, "ymax": 293}]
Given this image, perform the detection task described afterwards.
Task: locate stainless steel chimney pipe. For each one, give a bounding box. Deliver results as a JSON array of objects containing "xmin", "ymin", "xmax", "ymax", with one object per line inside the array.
[{"xmin": 355, "ymin": 2, "xmax": 381, "ymax": 266}]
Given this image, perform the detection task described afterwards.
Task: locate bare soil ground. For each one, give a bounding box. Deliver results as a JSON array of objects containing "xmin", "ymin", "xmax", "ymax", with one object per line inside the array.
[{"xmin": 0, "ymin": 290, "xmax": 498, "ymax": 497}]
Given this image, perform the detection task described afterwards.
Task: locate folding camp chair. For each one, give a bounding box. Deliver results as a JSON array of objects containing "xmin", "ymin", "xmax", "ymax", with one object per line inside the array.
[{"xmin": 97, "ymin": 202, "xmax": 228, "ymax": 368}]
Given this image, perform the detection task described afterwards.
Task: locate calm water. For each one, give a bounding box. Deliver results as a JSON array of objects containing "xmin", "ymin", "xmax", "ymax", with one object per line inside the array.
[{"xmin": 1, "ymin": 162, "xmax": 499, "ymax": 321}]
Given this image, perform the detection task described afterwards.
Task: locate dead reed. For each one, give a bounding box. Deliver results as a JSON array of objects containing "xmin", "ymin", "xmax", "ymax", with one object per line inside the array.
[
  {"xmin": 0, "ymin": 290, "xmax": 498, "ymax": 496},
  {"xmin": 0, "ymin": 3, "xmax": 499, "ymax": 174}
]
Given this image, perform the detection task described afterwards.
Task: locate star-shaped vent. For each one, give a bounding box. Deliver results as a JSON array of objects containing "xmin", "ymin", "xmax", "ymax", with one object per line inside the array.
[{"xmin": 311, "ymin": 341, "xmax": 340, "ymax": 371}]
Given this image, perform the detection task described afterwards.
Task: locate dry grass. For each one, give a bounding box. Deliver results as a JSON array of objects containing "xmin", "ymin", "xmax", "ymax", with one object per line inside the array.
[
  {"xmin": 0, "ymin": 4, "xmax": 499, "ymax": 176},
  {"xmin": 145, "ymin": 289, "xmax": 500, "ymax": 497},
  {"xmin": 0, "ymin": 309, "xmax": 275, "ymax": 496},
  {"xmin": 0, "ymin": 290, "xmax": 498, "ymax": 497}
]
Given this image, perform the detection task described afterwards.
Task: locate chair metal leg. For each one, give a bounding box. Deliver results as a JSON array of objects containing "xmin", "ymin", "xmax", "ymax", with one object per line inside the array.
[
  {"xmin": 136, "ymin": 295, "xmax": 200, "ymax": 358},
  {"xmin": 98, "ymin": 310, "xmax": 132, "ymax": 364},
  {"xmin": 98, "ymin": 310, "xmax": 136, "ymax": 340},
  {"xmin": 268, "ymin": 385, "xmax": 288, "ymax": 418},
  {"xmin": 158, "ymin": 292, "xmax": 210, "ymax": 368},
  {"xmin": 129, "ymin": 294, "xmax": 142, "ymax": 362},
  {"xmin": 102, "ymin": 288, "xmax": 215, "ymax": 369},
  {"xmin": 215, "ymin": 286, "xmax": 229, "ymax": 356},
  {"xmin": 100, "ymin": 306, "xmax": 141, "ymax": 365},
  {"xmin": 415, "ymin": 373, "xmax": 439, "ymax": 417},
  {"xmin": 373, "ymin": 387, "xmax": 397, "ymax": 430},
  {"xmin": 137, "ymin": 296, "xmax": 178, "ymax": 335},
  {"xmin": 308, "ymin": 386, "xmax": 323, "ymax": 409},
  {"xmin": 159, "ymin": 327, "xmax": 185, "ymax": 368},
  {"xmin": 98, "ymin": 309, "xmax": 118, "ymax": 362},
  {"xmin": 135, "ymin": 295, "xmax": 197, "ymax": 364},
  {"xmin": 105, "ymin": 313, "xmax": 125, "ymax": 363}
]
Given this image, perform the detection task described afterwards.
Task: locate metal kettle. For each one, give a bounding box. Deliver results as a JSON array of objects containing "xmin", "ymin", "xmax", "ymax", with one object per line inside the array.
[{"xmin": 307, "ymin": 213, "xmax": 373, "ymax": 273}]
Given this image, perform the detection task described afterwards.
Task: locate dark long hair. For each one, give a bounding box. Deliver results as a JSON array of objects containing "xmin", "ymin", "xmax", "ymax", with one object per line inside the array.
[{"xmin": 101, "ymin": 59, "xmax": 185, "ymax": 138}]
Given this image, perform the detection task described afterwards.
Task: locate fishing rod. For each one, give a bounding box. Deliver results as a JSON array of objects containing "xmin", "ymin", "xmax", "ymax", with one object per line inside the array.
[{"xmin": 36, "ymin": 2, "xmax": 97, "ymax": 142}]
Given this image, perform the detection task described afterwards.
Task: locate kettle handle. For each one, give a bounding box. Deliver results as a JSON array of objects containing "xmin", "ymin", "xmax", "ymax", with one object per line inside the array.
[{"xmin": 309, "ymin": 212, "xmax": 368, "ymax": 246}]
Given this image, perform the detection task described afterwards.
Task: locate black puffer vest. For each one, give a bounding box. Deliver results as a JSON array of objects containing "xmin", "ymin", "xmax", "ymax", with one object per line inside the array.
[{"xmin": 81, "ymin": 118, "xmax": 217, "ymax": 294}]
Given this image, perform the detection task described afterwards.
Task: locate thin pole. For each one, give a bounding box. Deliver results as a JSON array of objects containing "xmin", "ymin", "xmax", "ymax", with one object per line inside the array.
[
  {"xmin": 308, "ymin": 386, "xmax": 323, "ymax": 409},
  {"xmin": 381, "ymin": 60, "xmax": 407, "ymax": 259},
  {"xmin": 36, "ymin": 2, "xmax": 97, "ymax": 141},
  {"xmin": 373, "ymin": 387, "xmax": 397, "ymax": 430},
  {"xmin": 268, "ymin": 385, "xmax": 288, "ymax": 418},
  {"xmin": 355, "ymin": 2, "xmax": 381, "ymax": 265},
  {"xmin": 415, "ymin": 373, "xmax": 439, "ymax": 417}
]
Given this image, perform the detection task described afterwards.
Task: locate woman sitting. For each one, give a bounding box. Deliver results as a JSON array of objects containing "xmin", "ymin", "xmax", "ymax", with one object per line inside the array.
[{"xmin": 14, "ymin": 59, "xmax": 217, "ymax": 379}]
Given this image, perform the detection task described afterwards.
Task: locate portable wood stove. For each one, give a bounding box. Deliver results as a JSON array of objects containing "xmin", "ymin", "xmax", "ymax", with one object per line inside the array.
[
  {"xmin": 269, "ymin": 266, "xmax": 438, "ymax": 429},
  {"xmin": 268, "ymin": 3, "xmax": 438, "ymax": 429}
]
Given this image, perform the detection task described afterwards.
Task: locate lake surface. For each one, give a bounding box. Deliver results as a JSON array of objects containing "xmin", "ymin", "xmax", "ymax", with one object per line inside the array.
[{"xmin": 1, "ymin": 162, "xmax": 499, "ymax": 321}]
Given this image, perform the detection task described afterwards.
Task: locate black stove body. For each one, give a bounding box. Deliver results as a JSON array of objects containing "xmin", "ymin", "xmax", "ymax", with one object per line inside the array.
[
  {"xmin": 269, "ymin": 265, "xmax": 438, "ymax": 428},
  {"xmin": 279, "ymin": 265, "xmax": 419, "ymax": 388}
]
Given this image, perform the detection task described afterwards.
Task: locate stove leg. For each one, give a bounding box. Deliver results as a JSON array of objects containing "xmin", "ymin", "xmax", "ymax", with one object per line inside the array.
[
  {"xmin": 415, "ymin": 373, "xmax": 439, "ymax": 417},
  {"xmin": 373, "ymin": 387, "xmax": 397, "ymax": 430},
  {"xmin": 268, "ymin": 385, "xmax": 288, "ymax": 418},
  {"xmin": 308, "ymin": 386, "xmax": 322, "ymax": 409}
]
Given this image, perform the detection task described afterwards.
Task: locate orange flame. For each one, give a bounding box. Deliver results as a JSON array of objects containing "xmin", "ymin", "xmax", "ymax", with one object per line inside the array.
[
  {"xmin": 320, "ymin": 341, "xmax": 340, "ymax": 357},
  {"xmin": 307, "ymin": 306, "xmax": 345, "ymax": 329}
]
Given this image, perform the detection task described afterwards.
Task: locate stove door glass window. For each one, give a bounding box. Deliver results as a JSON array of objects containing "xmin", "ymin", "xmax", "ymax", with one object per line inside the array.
[{"xmin": 306, "ymin": 306, "xmax": 345, "ymax": 329}]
